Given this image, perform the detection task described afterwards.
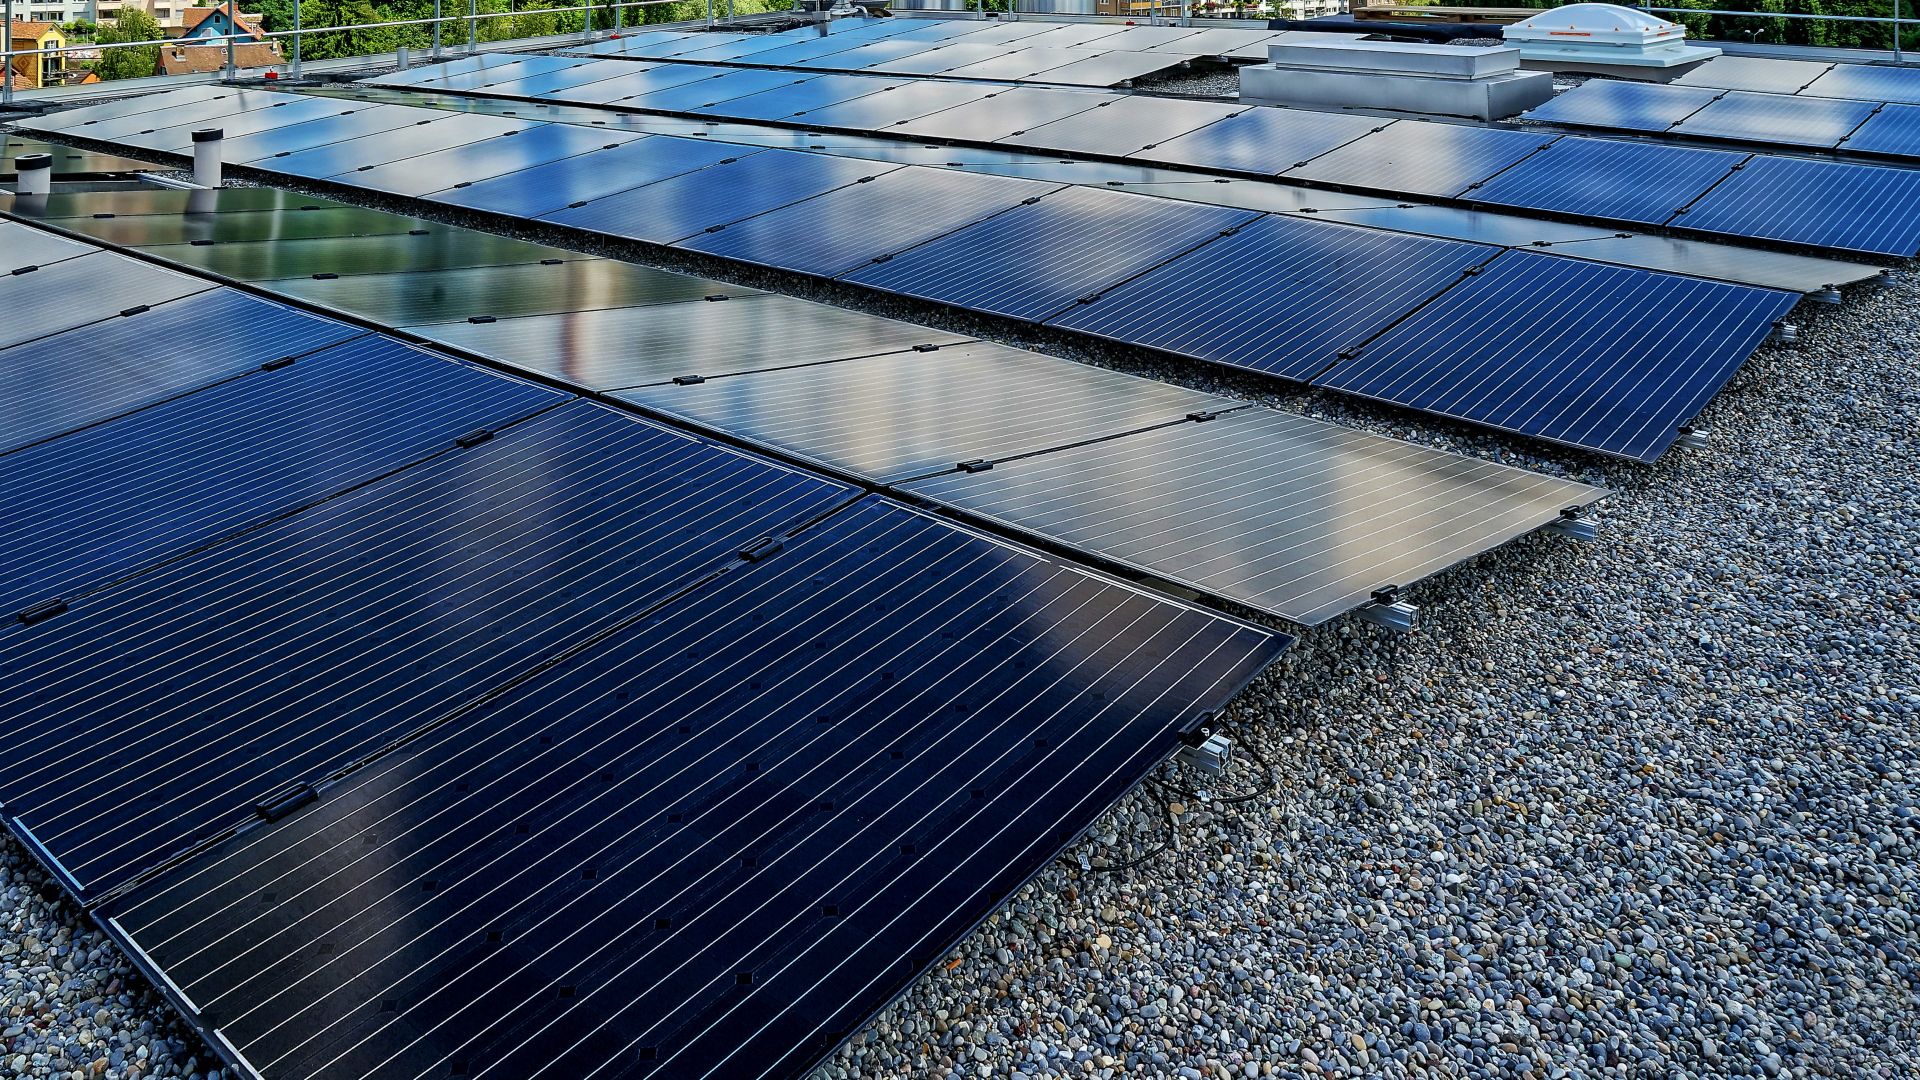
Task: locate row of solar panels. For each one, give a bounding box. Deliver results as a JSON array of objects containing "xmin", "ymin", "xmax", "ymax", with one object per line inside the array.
[
  {"xmin": 35, "ymin": 84, "xmax": 1799, "ymax": 463},
  {"xmin": 4, "ymin": 180, "xmax": 1606, "ymax": 626},
  {"xmin": 550, "ymin": 16, "xmax": 1277, "ymax": 88},
  {"xmin": 1527, "ymin": 77, "xmax": 1920, "ymax": 161},
  {"xmin": 356, "ymin": 51, "xmax": 1920, "ymax": 259},
  {"xmin": 1675, "ymin": 53, "xmax": 1920, "ymax": 105},
  {"xmin": 0, "ymin": 215, "xmax": 1291, "ymax": 1080}
]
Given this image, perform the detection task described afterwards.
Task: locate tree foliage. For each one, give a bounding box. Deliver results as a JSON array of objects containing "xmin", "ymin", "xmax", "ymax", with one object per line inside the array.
[
  {"xmin": 252, "ymin": 0, "xmax": 791, "ymax": 58},
  {"xmin": 93, "ymin": 8, "xmax": 162, "ymax": 80}
]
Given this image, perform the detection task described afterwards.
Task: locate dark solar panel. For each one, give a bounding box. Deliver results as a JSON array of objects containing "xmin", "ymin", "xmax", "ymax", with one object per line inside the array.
[
  {"xmin": 219, "ymin": 106, "xmax": 438, "ymax": 163},
  {"xmin": 1840, "ymin": 102, "xmax": 1920, "ymax": 157},
  {"xmin": 883, "ymin": 18, "xmax": 997, "ymax": 40},
  {"xmin": 704, "ymin": 33, "xmax": 894, "ymax": 67},
  {"xmin": 1094, "ymin": 25, "xmax": 1208, "ymax": 49},
  {"xmin": 465, "ymin": 61, "xmax": 637, "ymax": 99},
  {"xmin": 1303, "ymin": 203, "xmax": 1624, "ymax": 246},
  {"xmin": 0, "ymin": 399, "xmax": 853, "ymax": 902},
  {"xmin": 787, "ymin": 37, "xmax": 940, "ymax": 69},
  {"xmin": 1672, "ymin": 89, "xmax": 1878, "ymax": 148},
  {"xmin": 568, "ymin": 29, "xmax": 699, "ymax": 55},
  {"xmin": 44, "ymin": 90, "xmax": 273, "ymax": 143},
  {"xmin": 117, "ymin": 97, "xmax": 364, "ymax": 154},
  {"xmin": 783, "ymin": 80, "xmax": 1002, "ymax": 131},
  {"xmin": 904, "ymin": 407, "xmax": 1607, "ymax": 625},
  {"xmin": 1048, "ymin": 214, "xmax": 1497, "ymax": 382},
  {"xmin": 345, "ymin": 126, "xmax": 640, "ymax": 197},
  {"xmin": 620, "ymin": 341, "xmax": 1234, "ymax": 481},
  {"xmin": 1141, "ymin": 27, "xmax": 1279, "ymax": 54},
  {"xmin": 267, "ymin": 259, "xmax": 751, "ymax": 325},
  {"xmin": 1314, "ymin": 250, "xmax": 1799, "ymax": 461},
  {"xmin": 680, "ymin": 167, "xmax": 1050, "ymax": 277},
  {"xmin": 1137, "ymin": 107, "xmax": 1385, "ymax": 175},
  {"xmin": 412, "ymin": 294, "xmax": 964, "ymax": 388},
  {"xmin": 687, "ymin": 74, "xmax": 911, "ymax": 121},
  {"xmin": 11, "ymin": 83, "xmax": 231, "ymax": 130},
  {"xmin": 1672, "ymin": 55, "xmax": 1834, "ymax": 95},
  {"xmin": 1017, "ymin": 50, "xmax": 1192, "ymax": 87},
  {"xmin": 0, "ymin": 253, "xmax": 212, "ymax": 351},
  {"xmin": 47, "ymin": 204, "xmax": 435, "ymax": 247},
  {"xmin": 100, "ymin": 495, "xmax": 1282, "ymax": 1080},
  {"xmin": 1019, "ymin": 22, "xmax": 1131, "ymax": 47},
  {"xmin": 542, "ymin": 150, "xmax": 897, "ymax": 245},
  {"xmin": 866, "ymin": 42, "xmax": 1009, "ymax": 75},
  {"xmin": 939, "ymin": 47, "xmax": 1103, "ymax": 81},
  {"xmin": 1, "ymin": 185, "xmax": 342, "ymax": 219},
  {"xmin": 1671, "ymin": 153, "xmax": 1920, "ymax": 257},
  {"xmin": 143, "ymin": 229, "xmax": 569, "ymax": 281},
  {"xmin": 842, "ymin": 186, "xmax": 1258, "ymax": 322},
  {"xmin": 1003, "ymin": 96, "xmax": 1246, "ymax": 156},
  {"xmin": 1283, "ymin": 122, "xmax": 1556, "ymax": 198},
  {"xmin": 392, "ymin": 56, "xmax": 584, "ymax": 92},
  {"xmin": 1802, "ymin": 61, "xmax": 1920, "ymax": 105},
  {"xmin": 543, "ymin": 63, "xmax": 732, "ymax": 103},
  {"xmin": 1522, "ymin": 80, "xmax": 1722, "ymax": 132},
  {"xmin": 435, "ymin": 136, "xmax": 758, "ymax": 217},
  {"xmin": 616, "ymin": 68, "xmax": 821, "ymax": 113},
  {"xmin": 959, "ymin": 20, "xmax": 1069, "ymax": 44},
  {"xmin": 0, "ymin": 334, "xmax": 558, "ymax": 623},
  {"xmin": 2, "ymin": 135, "xmax": 154, "ymax": 177},
  {"xmin": 0, "ymin": 219, "xmax": 94, "ymax": 269},
  {"xmin": 892, "ymin": 85, "xmax": 1109, "ymax": 143},
  {"xmin": 1533, "ymin": 232, "xmax": 1880, "ymax": 293},
  {"xmin": 1464, "ymin": 137, "xmax": 1748, "ymax": 224},
  {"xmin": 255, "ymin": 114, "xmax": 528, "ymax": 179},
  {"xmin": 0, "ymin": 289, "xmax": 361, "ymax": 456}
]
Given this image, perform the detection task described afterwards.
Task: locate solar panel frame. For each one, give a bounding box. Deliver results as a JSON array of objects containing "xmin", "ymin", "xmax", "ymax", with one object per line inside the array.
[
  {"xmin": 1002, "ymin": 96, "xmax": 1246, "ymax": 156},
  {"xmin": 1671, "ymin": 89, "xmax": 1879, "ymax": 148},
  {"xmin": 99, "ymin": 495, "xmax": 1282, "ymax": 1080},
  {"xmin": 1463, "ymin": 136, "xmax": 1749, "ymax": 224},
  {"xmin": 1047, "ymin": 213, "xmax": 1500, "ymax": 383},
  {"xmin": 1314, "ymin": 250, "xmax": 1800, "ymax": 461},
  {"xmin": 1140, "ymin": 27, "xmax": 1281, "ymax": 55},
  {"xmin": 903, "ymin": 406, "xmax": 1607, "ymax": 625},
  {"xmin": 1282, "ymin": 122, "xmax": 1557, "ymax": 198},
  {"xmin": 618, "ymin": 341, "xmax": 1237, "ymax": 482},
  {"xmin": 409, "ymin": 294, "xmax": 965, "ymax": 389},
  {"xmin": 1522, "ymin": 80, "xmax": 1723, "ymax": 132},
  {"xmin": 840, "ymin": 185, "xmax": 1259, "ymax": 323},
  {"xmin": 0, "ymin": 399, "xmax": 856, "ymax": 903},
  {"xmin": 1135, "ymin": 106, "xmax": 1386, "ymax": 176},
  {"xmin": 1669, "ymin": 152, "xmax": 1920, "ymax": 257}
]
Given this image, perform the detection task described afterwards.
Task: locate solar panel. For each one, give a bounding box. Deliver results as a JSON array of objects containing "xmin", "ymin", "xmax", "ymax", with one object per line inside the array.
[
  {"xmin": 903, "ymin": 407, "xmax": 1606, "ymax": 625},
  {"xmin": 2, "ymin": 135, "xmax": 154, "ymax": 177},
  {"xmin": 2, "ymin": 185, "xmax": 342, "ymax": 219},
  {"xmin": 218, "ymin": 105, "xmax": 439, "ymax": 163},
  {"xmin": 388, "ymin": 56, "xmax": 583, "ymax": 92},
  {"xmin": 116, "ymin": 96, "xmax": 364, "ymax": 154},
  {"xmin": 1673, "ymin": 55, "xmax": 1834, "ymax": 95},
  {"xmin": 1672, "ymin": 89, "xmax": 1878, "ymax": 148},
  {"xmin": 0, "ymin": 253, "xmax": 212, "ymax": 351},
  {"xmin": 467, "ymin": 61, "xmax": 638, "ymax": 99},
  {"xmin": 1670, "ymin": 153, "xmax": 1920, "ymax": 257},
  {"xmin": 411, "ymin": 294, "xmax": 964, "ymax": 388},
  {"xmin": 435, "ymin": 137, "xmax": 758, "ymax": 217},
  {"xmin": 882, "ymin": 18, "xmax": 996, "ymax": 40},
  {"xmin": 1522, "ymin": 80, "xmax": 1722, "ymax": 131},
  {"xmin": 1840, "ymin": 102, "xmax": 1920, "ymax": 157},
  {"xmin": 789, "ymin": 80, "xmax": 1003, "ymax": 130},
  {"xmin": 1532, "ymin": 232, "xmax": 1883, "ymax": 293},
  {"xmin": 629, "ymin": 31, "xmax": 766, "ymax": 59},
  {"xmin": 1094, "ymin": 25, "xmax": 1208, "ymax": 49},
  {"xmin": 345, "ymin": 126, "xmax": 640, "ymax": 198},
  {"xmin": 681, "ymin": 167, "xmax": 1051, "ymax": 278},
  {"xmin": 1464, "ymin": 137, "xmax": 1748, "ymax": 224},
  {"xmin": 1137, "ymin": 107, "xmax": 1384, "ymax": 175},
  {"xmin": 675, "ymin": 29, "xmax": 889, "ymax": 62},
  {"xmin": 11, "ymin": 83, "xmax": 231, "ymax": 130},
  {"xmin": 620, "ymin": 341, "xmax": 1235, "ymax": 482},
  {"xmin": 1019, "ymin": 22, "xmax": 1131, "ymax": 47},
  {"xmin": 267, "ymin": 258, "xmax": 752, "ymax": 325},
  {"xmin": 545, "ymin": 63, "xmax": 733, "ymax": 103},
  {"xmin": 1049, "ymin": 214, "xmax": 1497, "ymax": 382},
  {"xmin": 865, "ymin": 42, "xmax": 1009, "ymax": 75},
  {"xmin": 99, "ymin": 495, "xmax": 1281, "ymax": 1080},
  {"xmin": 0, "ymin": 289, "xmax": 361, "ymax": 457},
  {"xmin": 1802, "ymin": 61, "xmax": 1920, "ymax": 105},
  {"xmin": 0, "ymin": 333, "xmax": 559, "ymax": 625},
  {"xmin": 361, "ymin": 51, "xmax": 536, "ymax": 87},
  {"xmin": 1003, "ymin": 96, "xmax": 1246, "ymax": 156},
  {"xmin": 892, "ymin": 85, "xmax": 1108, "ymax": 143},
  {"xmin": 0, "ymin": 219, "xmax": 94, "ymax": 270},
  {"xmin": 616, "ymin": 68, "xmax": 820, "ymax": 113},
  {"xmin": 961, "ymin": 20, "xmax": 1071, "ymax": 45},
  {"xmin": 787, "ymin": 37, "xmax": 940, "ymax": 70},
  {"xmin": 1314, "ymin": 250, "xmax": 1799, "ymax": 461},
  {"xmin": 689, "ymin": 73, "xmax": 912, "ymax": 121},
  {"xmin": 1302, "ymin": 203, "xmax": 1625, "ymax": 246},
  {"xmin": 27, "ymin": 89, "xmax": 268, "ymax": 142},
  {"xmin": 842, "ymin": 185, "xmax": 1257, "ymax": 322},
  {"xmin": 542, "ymin": 150, "xmax": 898, "ymax": 245},
  {"xmin": 938, "ymin": 46, "xmax": 1103, "ymax": 81},
  {"xmin": 1283, "ymin": 122, "xmax": 1555, "ymax": 198},
  {"xmin": 1141, "ymin": 27, "xmax": 1280, "ymax": 55},
  {"xmin": 1026, "ymin": 50, "xmax": 1193, "ymax": 87},
  {"xmin": 255, "ymin": 114, "xmax": 529, "ymax": 179},
  {"xmin": 568, "ymin": 29, "xmax": 700, "ymax": 56},
  {"xmin": 0, "ymin": 399, "xmax": 854, "ymax": 902},
  {"xmin": 1109, "ymin": 179, "xmax": 1398, "ymax": 215},
  {"xmin": 142, "ymin": 229, "xmax": 569, "ymax": 281}
]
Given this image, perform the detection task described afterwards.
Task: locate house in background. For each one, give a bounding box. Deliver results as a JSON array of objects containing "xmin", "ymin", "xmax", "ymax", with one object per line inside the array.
[
  {"xmin": 157, "ymin": 37, "xmax": 280, "ymax": 73},
  {"xmin": 175, "ymin": 5, "xmax": 265, "ymax": 41},
  {"xmin": 4, "ymin": 20, "xmax": 71, "ymax": 89}
]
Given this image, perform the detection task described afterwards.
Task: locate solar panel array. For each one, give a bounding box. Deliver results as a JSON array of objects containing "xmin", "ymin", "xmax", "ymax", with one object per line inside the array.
[
  {"xmin": 1, "ymin": 217, "xmax": 1303, "ymax": 1080},
  {"xmin": 1677, "ymin": 52, "xmax": 1920, "ymax": 106},
  {"xmin": 14, "ymin": 86, "xmax": 1803, "ymax": 459},
  {"xmin": 335, "ymin": 60, "xmax": 1920, "ymax": 258}
]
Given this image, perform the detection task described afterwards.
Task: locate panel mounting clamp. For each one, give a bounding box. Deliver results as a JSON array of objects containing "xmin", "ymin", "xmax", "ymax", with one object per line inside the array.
[
  {"xmin": 1357, "ymin": 585, "xmax": 1420, "ymax": 633},
  {"xmin": 672, "ymin": 374, "xmax": 706, "ymax": 385},
  {"xmin": 255, "ymin": 782, "xmax": 318, "ymax": 822},
  {"xmin": 1543, "ymin": 505, "xmax": 1598, "ymax": 542},
  {"xmin": 739, "ymin": 536, "xmax": 785, "ymax": 563},
  {"xmin": 16, "ymin": 598, "xmax": 67, "ymax": 626},
  {"xmin": 957, "ymin": 458, "xmax": 993, "ymax": 473},
  {"xmin": 455, "ymin": 428, "xmax": 494, "ymax": 448}
]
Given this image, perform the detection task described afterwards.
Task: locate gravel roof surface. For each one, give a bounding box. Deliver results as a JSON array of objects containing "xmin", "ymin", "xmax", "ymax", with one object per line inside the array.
[{"xmin": 3, "ymin": 164, "xmax": 1918, "ymax": 1080}]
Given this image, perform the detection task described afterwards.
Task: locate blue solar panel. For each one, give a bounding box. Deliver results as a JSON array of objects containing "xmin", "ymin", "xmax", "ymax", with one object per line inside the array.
[
  {"xmin": 0, "ymin": 400, "xmax": 855, "ymax": 901},
  {"xmin": 1671, "ymin": 153, "xmax": 1920, "ymax": 257},
  {"xmin": 1048, "ymin": 214, "xmax": 1497, "ymax": 382},
  {"xmin": 349, "ymin": 125, "xmax": 640, "ymax": 198},
  {"xmin": 543, "ymin": 150, "xmax": 897, "ymax": 245},
  {"xmin": 617, "ymin": 68, "xmax": 821, "ymax": 113},
  {"xmin": 1673, "ymin": 89, "xmax": 1878, "ymax": 148},
  {"xmin": 0, "ymin": 252, "xmax": 212, "ymax": 351},
  {"xmin": 100, "ymin": 495, "xmax": 1283, "ymax": 1080},
  {"xmin": 1523, "ymin": 80, "xmax": 1723, "ymax": 132},
  {"xmin": 218, "ymin": 106, "xmax": 432, "ymax": 163},
  {"xmin": 1465, "ymin": 137, "xmax": 1748, "ymax": 224},
  {"xmin": 1314, "ymin": 250, "xmax": 1799, "ymax": 461},
  {"xmin": 1803, "ymin": 62, "xmax": 1920, "ymax": 105},
  {"xmin": 1840, "ymin": 102, "xmax": 1920, "ymax": 157},
  {"xmin": 1137, "ymin": 107, "xmax": 1385, "ymax": 175},
  {"xmin": 466, "ymin": 60, "xmax": 634, "ymax": 99},
  {"xmin": 256, "ymin": 114, "xmax": 524, "ymax": 180},
  {"xmin": 679, "ymin": 167, "xmax": 1048, "ymax": 278},
  {"xmin": 0, "ymin": 335, "xmax": 563, "ymax": 623},
  {"xmin": 842, "ymin": 186, "xmax": 1258, "ymax": 322},
  {"xmin": 686, "ymin": 74, "xmax": 911, "ymax": 121},
  {"xmin": 435, "ymin": 136, "xmax": 758, "ymax": 217},
  {"xmin": 1283, "ymin": 122, "xmax": 1557, "ymax": 198},
  {"xmin": 544, "ymin": 63, "xmax": 729, "ymax": 103}
]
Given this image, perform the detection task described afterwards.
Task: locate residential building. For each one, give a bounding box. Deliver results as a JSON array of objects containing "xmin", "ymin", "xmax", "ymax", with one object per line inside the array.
[
  {"xmin": 4, "ymin": 20, "xmax": 71, "ymax": 89},
  {"xmin": 156, "ymin": 37, "xmax": 279, "ymax": 72}
]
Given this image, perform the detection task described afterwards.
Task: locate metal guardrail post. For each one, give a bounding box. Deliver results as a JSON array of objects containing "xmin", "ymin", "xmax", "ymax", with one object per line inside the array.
[
  {"xmin": 1897, "ymin": 0, "xmax": 1904, "ymax": 62},
  {"xmin": 226, "ymin": 0, "xmax": 238, "ymax": 78},
  {"xmin": 468, "ymin": 0, "xmax": 478, "ymax": 52},
  {"xmin": 433, "ymin": 0, "xmax": 444, "ymax": 58},
  {"xmin": 706, "ymin": 0, "xmax": 713, "ymax": 27},
  {"xmin": 614, "ymin": 0, "xmax": 622, "ymax": 32},
  {"xmin": 292, "ymin": 0, "xmax": 302, "ymax": 76},
  {"xmin": 4, "ymin": 0, "xmax": 15, "ymax": 106}
]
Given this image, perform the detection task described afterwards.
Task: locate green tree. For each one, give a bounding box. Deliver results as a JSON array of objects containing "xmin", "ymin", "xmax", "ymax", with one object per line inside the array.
[
  {"xmin": 93, "ymin": 8, "xmax": 161, "ymax": 80},
  {"xmin": 60, "ymin": 17, "xmax": 98, "ymax": 37}
]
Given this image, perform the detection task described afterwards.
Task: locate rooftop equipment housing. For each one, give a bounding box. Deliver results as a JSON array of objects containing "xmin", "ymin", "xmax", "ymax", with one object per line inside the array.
[{"xmin": 1502, "ymin": 3, "xmax": 1721, "ymax": 76}]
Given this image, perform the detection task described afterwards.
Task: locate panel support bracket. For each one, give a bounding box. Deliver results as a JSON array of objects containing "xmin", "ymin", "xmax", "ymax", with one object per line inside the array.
[{"xmin": 1357, "ymin": 587, "xmax": 1420, "ymax": 632}]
